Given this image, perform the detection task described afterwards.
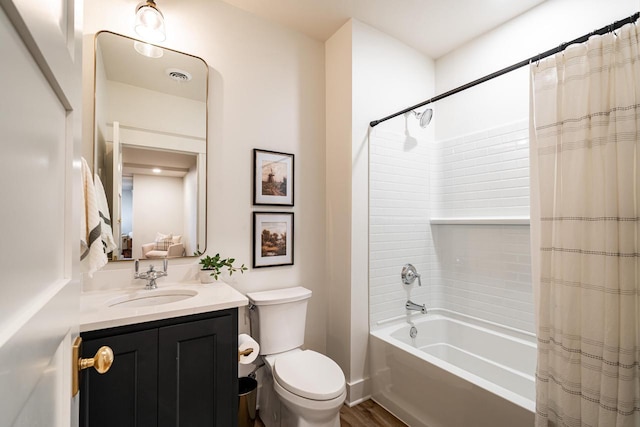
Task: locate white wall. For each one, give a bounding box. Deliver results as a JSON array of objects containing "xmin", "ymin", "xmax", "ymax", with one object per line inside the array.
[
  {"xmin": 82, "ymin": 0, "xmax": 327, "ymax": 354},
  {"xmin": 325, "ymin": 20, "xmax": 353, "ymax": 394},
  {"xmin": 327, "ymin": 18, "xmax": 435, "ymax": 401},
  {"xmin": 369, "ymin": 125, "xmax": 436, "ymax": 327},
  {"xmin": 435, "ymin": 0, "xmax": 639, "ymax": 139},
  {"xmin": 132, "ymin": 174, "xmax": 184, "ymax": 259},
  {"xmin": 433, "ymin": 224, "xmax": 534, "ymax": 331},
  {"xmin": 429, "ymin": 120, "xmax": 533, "ymax": 331},
  {"xmin": 183, "ymin": 166, "xmax": 198, "ymax": 255},
  {"xmin": 431, "ymin": 121, "xmax": 530, "ymax": 219},
  {"xmin": 359, "ymin": 23, "xmax": 436, "ymax": 328},
  {"xmin": 121, "ymin": 189, "xmax": 132, "ymax": 235},
  {"xmin": 106, "ymin": 80, "xmax": 205, "ymax": 139}
]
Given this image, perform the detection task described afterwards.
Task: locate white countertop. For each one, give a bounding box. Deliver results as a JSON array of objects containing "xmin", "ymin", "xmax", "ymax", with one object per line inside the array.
[{"xmin": 80, "ymin": 281, "xmax": 248, "ymax": 332}]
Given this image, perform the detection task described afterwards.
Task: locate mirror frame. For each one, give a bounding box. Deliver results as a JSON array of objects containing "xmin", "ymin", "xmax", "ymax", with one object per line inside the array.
[{"xmin": 92, "ymin": 30, "xmax": 208, "ymax": 261}]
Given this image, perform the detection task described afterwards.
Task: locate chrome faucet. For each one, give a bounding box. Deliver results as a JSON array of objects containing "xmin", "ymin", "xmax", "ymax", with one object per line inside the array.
[
  {"xmin": 134, "ymin": 259, "xmax": 168, "ymax": 290},
  {"xmin": 406, "ymin": 299, "xmax": 427, "ymax": 314}
]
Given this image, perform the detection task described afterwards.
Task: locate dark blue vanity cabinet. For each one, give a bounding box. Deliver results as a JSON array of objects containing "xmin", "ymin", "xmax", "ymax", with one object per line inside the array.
[{"xmin": 80, "ymin": 309, "xmax": 238, "ymax": 427}]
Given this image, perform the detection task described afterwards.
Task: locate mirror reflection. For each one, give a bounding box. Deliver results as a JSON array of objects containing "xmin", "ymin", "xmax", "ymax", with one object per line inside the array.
[{"xmin": 93, "ymin": 31, "xmax": 207, "ymax": 261}]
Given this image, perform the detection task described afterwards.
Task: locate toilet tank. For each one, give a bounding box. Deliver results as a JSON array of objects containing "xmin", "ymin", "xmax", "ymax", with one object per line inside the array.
[{"xmin": 247, "ymin": 287, "xmax": 312, "ymax": 355}]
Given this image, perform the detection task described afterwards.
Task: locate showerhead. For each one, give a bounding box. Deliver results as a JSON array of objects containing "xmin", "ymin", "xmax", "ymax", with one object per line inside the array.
[{"xmin": 410, "ymin": 107, "xmax": 433, "ymax": 128}]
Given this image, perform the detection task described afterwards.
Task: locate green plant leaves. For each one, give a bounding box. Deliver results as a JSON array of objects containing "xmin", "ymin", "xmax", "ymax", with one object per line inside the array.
[{"xmin": 198, "ymin": 253, "xmax": 247, "ymax": 280}]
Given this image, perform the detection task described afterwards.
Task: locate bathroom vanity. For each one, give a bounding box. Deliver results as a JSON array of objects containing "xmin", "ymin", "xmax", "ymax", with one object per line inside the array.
[{"xmin": 79, "ymin": 283, "xmax": 247, "ymax": 427}]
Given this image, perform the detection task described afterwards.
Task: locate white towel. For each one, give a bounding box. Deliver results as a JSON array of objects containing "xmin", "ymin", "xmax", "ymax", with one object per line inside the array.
[
  {"xmin": 80, "ymin": 157, "xmax": 107, "ymax": 277},
  {"xmin": 94, "ymin": 173, "xmax": 117, "ymax": 253}
]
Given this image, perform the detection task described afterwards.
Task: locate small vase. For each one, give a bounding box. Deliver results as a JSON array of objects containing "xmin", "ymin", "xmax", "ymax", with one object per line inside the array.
[{"xmin": 199, "ymin": 270, "xmax": 216, "ymax": 284}]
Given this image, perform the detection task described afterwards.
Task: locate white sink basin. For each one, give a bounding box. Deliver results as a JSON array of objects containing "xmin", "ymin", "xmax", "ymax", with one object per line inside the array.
[{"xmin": 107, "ymin": 289, "xmax": 199, "ymax": 308}]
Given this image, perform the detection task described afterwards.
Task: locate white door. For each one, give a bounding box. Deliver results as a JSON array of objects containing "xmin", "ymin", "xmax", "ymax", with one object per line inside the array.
[
  {"xmin": 112, "ymin": 121, "xmax": 122, "ymax": 259},
  {"xmin": 0, "ymin": 0, "xmax": 82, "ymax": 426}
]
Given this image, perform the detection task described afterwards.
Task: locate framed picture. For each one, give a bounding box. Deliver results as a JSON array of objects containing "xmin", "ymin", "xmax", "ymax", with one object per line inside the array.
[
  {"xmin": 253, "ymin": 212, "xmax": 294, "ymax": 268},
  {"xmin": 253, "ymin": 149, "xmax": 294, "ymax": 206}
]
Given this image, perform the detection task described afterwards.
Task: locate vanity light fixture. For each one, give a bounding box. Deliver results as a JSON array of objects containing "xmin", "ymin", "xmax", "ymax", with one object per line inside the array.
[
  {"xmin": 152, "ymin": 168, "xmax": 162, "ymax": 174},
  {"xmin": 134, "ymin": 0, "xmax": 166, "ymax": 43}
]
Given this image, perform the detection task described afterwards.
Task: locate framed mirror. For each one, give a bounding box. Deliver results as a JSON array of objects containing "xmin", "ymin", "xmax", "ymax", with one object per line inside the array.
[{"xmin": 93, "ymin": 31, "xmax": 207, "ymax": 261}]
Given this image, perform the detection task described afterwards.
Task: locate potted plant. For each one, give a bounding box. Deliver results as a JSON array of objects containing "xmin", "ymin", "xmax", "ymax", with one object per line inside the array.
[{"xmin": 196, "ymin": 252, "xmax": 247, "ymax": 283}]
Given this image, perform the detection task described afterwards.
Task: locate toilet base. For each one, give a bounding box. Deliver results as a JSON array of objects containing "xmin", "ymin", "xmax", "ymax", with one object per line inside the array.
[
  {"xmin": 280, "ymin": 405, "xmax": 340, "ymax": 427},
  {"xmin": 274, "ymin": 378, "xmax": 343, "ymax": 427},
  {"xmin": 258, "ymin": 372, "xmax": 281, "ymax": 427},
  {"xmin": 280, "ymin": 402, "xmax": 341, "ymax": 427},
  {"xmin": 258, "ymin": 366, "xmax": 345, "ymax": 427}
]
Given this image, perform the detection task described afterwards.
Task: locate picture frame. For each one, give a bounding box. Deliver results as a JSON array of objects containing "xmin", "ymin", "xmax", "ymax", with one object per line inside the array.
[
  {"xmin": 253, "ymin": 149, "xmax": 294, "ymax": 206},
  {"xmin": 253, "ymin": 212, "xmax": 294, "ymax": 268}
]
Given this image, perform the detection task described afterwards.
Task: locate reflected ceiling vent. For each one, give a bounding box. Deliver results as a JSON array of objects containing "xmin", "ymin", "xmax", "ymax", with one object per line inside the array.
[{"xmin": 166, "ymin": 68, "xmax": 192, "ymax": 82}]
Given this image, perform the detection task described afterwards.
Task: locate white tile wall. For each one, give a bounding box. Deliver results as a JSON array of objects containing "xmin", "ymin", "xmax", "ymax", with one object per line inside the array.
[
  {"xmin": 369, "ymin": 120, "xmax": 535, "ymax": 333},
  {"xmin": 431, "ymin": 224, "xmax": 534, "ymax": 332},
  {"xmin": 431, "ymin": 120, "xmax": 530, "ymax": 218},
  {"xmin": 369, "ymin": 128, "xmax": 437, "ymax": 327}
]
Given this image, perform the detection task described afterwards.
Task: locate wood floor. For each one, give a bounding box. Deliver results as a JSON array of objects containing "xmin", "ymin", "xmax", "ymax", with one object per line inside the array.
[
  {"xmin": 339, "ymin": 400, "xmax": 407, "ymax": 427},
  {"xmin": 253, "ymin": 399, "xmax": 407, "ymax": 427}
]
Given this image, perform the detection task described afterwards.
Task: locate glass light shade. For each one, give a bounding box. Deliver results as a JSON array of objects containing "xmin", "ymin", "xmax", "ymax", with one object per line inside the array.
[
  {"xmin": 133, "ymin": 41, "xmax": 163, "ymax": 58},
  {"xmin": 134, "ymin": 1, "xmax": 166, "ymax": 42}
]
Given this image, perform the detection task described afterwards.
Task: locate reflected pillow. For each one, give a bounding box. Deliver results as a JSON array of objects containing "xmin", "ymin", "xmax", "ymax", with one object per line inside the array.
[
  {"xmin": 172, "ymin": 235, "xmax": 182, "ymax": 244},
  {"xmin": 156, "ymin": 232, "xmax": 171, "ymax": 241},
  {"xmin": 155, "ymin": 233, "xmax": 173, "ymax": 251}
]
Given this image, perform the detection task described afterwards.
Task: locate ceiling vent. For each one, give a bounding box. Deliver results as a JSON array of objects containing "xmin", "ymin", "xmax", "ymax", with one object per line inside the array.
[{"xmin": 165, "ymin": 68, "xmax": 192, "ymax": 82}]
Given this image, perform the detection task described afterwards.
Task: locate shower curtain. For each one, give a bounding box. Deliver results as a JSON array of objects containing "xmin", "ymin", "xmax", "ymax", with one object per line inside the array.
[{"xmin": 530, "ymin": 20, "xmax": 640, "ymax": 427}]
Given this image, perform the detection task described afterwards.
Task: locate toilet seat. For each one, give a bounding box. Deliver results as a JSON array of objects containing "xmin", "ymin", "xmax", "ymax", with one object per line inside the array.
[{"xmin": 273, "ymin": 350, "xmax": 346, "ymax": 401}]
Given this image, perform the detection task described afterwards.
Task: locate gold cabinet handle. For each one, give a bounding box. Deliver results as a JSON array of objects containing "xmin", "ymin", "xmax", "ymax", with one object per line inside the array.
[{"xmin": 72, "ymin": 337, "xmax": 115, "ymax": 397}]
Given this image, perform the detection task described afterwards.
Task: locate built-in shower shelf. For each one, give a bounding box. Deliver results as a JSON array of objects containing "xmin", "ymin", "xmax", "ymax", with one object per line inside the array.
[{"xmin": 430, "ymin": 217, "xmax": 530, "ymax": 225}]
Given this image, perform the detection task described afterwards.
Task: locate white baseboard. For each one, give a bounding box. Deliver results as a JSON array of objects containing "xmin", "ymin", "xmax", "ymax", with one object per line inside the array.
[{"xmin": 345, "ymin": 377, "xmax": 371, "ymax": 406}]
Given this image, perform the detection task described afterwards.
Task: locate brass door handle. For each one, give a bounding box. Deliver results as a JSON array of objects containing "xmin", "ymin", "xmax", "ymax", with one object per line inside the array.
[
  {"xmin": 80, "ymin": 345, "xmax": 114, "ymax": 373},
  {"xmin": 72, "ymin": 336, "xmax": 114, "ymax": 397}
]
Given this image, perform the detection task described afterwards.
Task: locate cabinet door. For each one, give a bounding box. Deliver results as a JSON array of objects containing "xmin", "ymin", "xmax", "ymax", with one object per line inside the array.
[
  {"xmin": 80, "ymin": 329, "xmax": 158, "ymax": 427},
  {"xmin": 158, "ymin": 314, "xmax": 238, "ymax": 427}
]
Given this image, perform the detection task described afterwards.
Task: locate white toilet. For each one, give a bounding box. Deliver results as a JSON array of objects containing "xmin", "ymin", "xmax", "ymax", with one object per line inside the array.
[{"xmin": 247, "ymin": 287, "xmax": 346, "ymax": 427}]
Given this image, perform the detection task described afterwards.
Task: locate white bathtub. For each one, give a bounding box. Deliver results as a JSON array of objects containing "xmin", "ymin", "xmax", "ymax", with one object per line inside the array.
[{"xmin": 369, "ymin": 311, "xmax": 536, "ymax": 427}]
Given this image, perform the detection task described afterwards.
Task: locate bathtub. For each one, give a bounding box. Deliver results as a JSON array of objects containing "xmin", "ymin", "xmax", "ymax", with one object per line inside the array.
[{"xmin": 369, "ymin": 310, "xmax": 536, "ymax": 427}]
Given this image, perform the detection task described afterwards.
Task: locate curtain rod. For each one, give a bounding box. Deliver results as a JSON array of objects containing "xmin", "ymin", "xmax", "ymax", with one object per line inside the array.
[{"xmin": 369, "ymin": 11, "xmax": 640, "ymax": 128}]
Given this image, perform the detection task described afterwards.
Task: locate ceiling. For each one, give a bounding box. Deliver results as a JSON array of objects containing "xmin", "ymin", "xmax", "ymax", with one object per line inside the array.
[
  {"xmin": 219, "ymin": 0, "xmax": 547, "ymax": 58},
  {"xmin": 122, "ymin": 146, "xmax": 197, "ymax": 183},
  {"xmin": 98, "ymin": 31, "xmax": 207, "ymax": 101}
]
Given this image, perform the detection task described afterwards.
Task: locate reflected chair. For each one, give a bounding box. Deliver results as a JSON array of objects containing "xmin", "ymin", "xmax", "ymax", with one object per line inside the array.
[{"xmin": 141, "ymin": 234, "xmax": 185, "ymax": 259}]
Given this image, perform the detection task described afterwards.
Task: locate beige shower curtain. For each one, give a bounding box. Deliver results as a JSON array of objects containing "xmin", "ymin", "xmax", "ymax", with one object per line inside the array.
[{"xmin": 530, "ymin": 20, "xmax": 640, "ymax": 427}]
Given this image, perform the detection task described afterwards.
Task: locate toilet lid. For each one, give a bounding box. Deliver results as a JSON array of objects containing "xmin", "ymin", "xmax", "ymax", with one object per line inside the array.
[{"xmin": 274, "ymin": 350, "xmax": 345, "ymax": 401}]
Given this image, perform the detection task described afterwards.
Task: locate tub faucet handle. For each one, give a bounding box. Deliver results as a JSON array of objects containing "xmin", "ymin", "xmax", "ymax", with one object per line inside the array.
[
  {"xmin": 406, "ymin": 299, "xmax": 427, "ymax": 314},
  {"xmin": 401, "ymin": 264, "xmax": 422, "ymax": 286}
]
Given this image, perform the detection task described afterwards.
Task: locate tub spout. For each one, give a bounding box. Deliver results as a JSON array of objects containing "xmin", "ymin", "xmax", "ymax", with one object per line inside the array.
[{"xmin": 406, "ymin": 300, "xmax": 427, "ymax": 314}]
